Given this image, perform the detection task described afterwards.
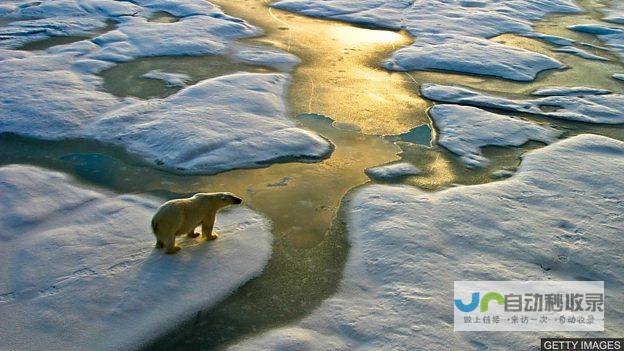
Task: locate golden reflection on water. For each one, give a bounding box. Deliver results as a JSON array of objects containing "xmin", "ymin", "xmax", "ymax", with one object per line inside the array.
[{"xmin": 211, "ymin": 0, "xmax": 427, "ymax": 135}]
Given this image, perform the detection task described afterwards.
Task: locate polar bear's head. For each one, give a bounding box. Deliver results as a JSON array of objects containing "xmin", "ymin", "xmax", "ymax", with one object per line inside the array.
[{"xmin": 195, "ymin": 192, "xmax": 243, "ymax": 210}]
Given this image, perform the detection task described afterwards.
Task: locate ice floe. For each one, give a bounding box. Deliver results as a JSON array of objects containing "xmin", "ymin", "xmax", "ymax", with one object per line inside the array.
[
  {"xmin": 383, "ymin": 34, "xmax": 563, "ymax": 81},
  {"xmin": 551, "ymin": 45, "xmax": 609, "ymax": 61},
  {"xmin": 531, "ymin": 86, "xmax": 612, "ymax": 96},
  {"xmin": 229, "ymin": 134, "xmax": 624, "ymax": 350},
  {"xmin": 0, "ymin": 0, "xmax": 294, "ymax": 68},
  {"xmin": 0, "ymin": 17, "xmax": 107, "ymax": 49},
  {"xmin": 528, "ymin": 33, "xmax": 575, "ymax": 46},
  {"xmin": 430, "ymin": 105, "xmax": 561, "ymax": 168},
  {"xmin": 141, "ymin": 69, "xmax": 190, "ymax": 87},
  {"xmin": 0, "ymin": 50, "xmax": 332, "ymax": 173},
  {"xmin": 89, "ymin": 73, "xmax": 332, "ymax": 174},
  {"xmin": 273, "ymin": 0, "xmax": 581, "ymax": 80},
  {"xmin": 568, "ymin": 23, "xmax": 624, "ymax": 60},
  {"xmin": 0, "ymin": 164, "xmax": 273, "ymax": 351},
  {"xmin": 421, "ymin": 83, "xmax": 624, "ymax": 124},
  {"xmin": 365, "ymin": 162, "xmax": 421, "ymax": 181},
  {"xmin": 85, "ymin": 14, "xmax": 259, "ymax": 63}
]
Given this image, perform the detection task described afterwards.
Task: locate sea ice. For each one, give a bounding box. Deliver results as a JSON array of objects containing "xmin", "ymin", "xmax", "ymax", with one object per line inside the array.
[
  {"xmin": 0, "ymin": 51, "xmax": 332, "ymax": 173},
  {"xmin": 0, "ymin": 165, "xmax": 273, "ymax": 351},
  {"xmin": 141, "ymin": 69, "xmax": 191, "ymax": 87},
  {"xmin": 421, "ymin": 83, "xmax": 624, "ymax": 124},
  {"xmin": 272, "ymin": 0, "xmax": 581, "ymax": 80},
  {"xmin": 568, "ymin": 24, "xmax": 624, "ymax": 60},
  {"xmin": 365, "ymin": 162, "xmax": 421, "ymax": 181},
  {"xmin": 228, "ymin": 134, "xmax": 624, "ymax": 350},
  {"xmin": 89, "ymin": 73, "xmax": 332, "ymax": 174},
  {"xmin": 429, "ymin": 105, "xmax": 561, "ymax": 168},
  {"xmin": 551, "ymin": 46, "xmax": 609, "ymax": 61},
  {"xmin": 383, "ymin": 34, "xmax": 563, "ymax": 81},
  {"xmin": 531, "ymin": 86, "xmax": 612, "ymax": 96}
]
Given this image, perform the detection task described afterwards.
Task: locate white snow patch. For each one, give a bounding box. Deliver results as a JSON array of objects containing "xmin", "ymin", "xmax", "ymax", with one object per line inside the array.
[
  {"xmin": 86, "ymin": 15, "xmax": 260, "ymax": 63},
  {"xmin": 0, "ymin": 165, "xmax": 273, "ymax": 351},
  {"xmin": 0, "ymin": 51, "xmax": 332, "ymax": 174},
  {"xmin": 421, "ymin": 83, "xmax": 624, "ymax": 124},
  {"xmin": 532, "ymin": 86, "xmax": 612, "ymax": 96},
  {"xmin": 383, "ymin": 34, "xmax": 563, "ymax": 81},
  {"xmin": 89, "ymin": 73, "xmax": 332, "ymax": 174},
  {"xmin": 141, "ymin": 69, "xmax": 190, "ymax": 87},
  {"xmin": 228, "ymin": 134, "xmax": 624, "ymax": 350},
  {"xmin": 551, "ymin": 45, "xmax": 609, "ymax": 61},
  {"xmin": 568, "ymin": 24, "xmax": 624, "ymax": 60},
  {"xmin": 0, "ymin": 17, "xmax": 106, "ymax": 49},
  {"xmin": 528, "ymin": 33, "xmax": 575, "ymax": 46},
  {"xmin": 430, "ymin": 105, "xmax": 561, "ymax": 168},
  {"xmin": 232, "ymin": 44, "xmax": 301, "ymax": 71},
  {"xmin": 490, "ymin": 169, "xmax": 515, "ymax": 179},
  {"xmin": 614, "ymin": 73, "xmax": 624, "ymax": 82},
  {"xmin": 365, "ymin": 162, "xmax": 421, "ymax": 181}
]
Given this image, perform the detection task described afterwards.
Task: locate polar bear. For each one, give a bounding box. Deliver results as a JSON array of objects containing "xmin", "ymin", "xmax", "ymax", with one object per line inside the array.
[{"xmin": 151, "ymin": 192, "xmax": 243, "ymax": 254}]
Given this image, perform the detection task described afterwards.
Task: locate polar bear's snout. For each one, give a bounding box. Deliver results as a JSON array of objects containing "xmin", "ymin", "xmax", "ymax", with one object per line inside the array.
[{"xmin": 232, "ymin": 195, "xmax": 243, "ymax": 204}]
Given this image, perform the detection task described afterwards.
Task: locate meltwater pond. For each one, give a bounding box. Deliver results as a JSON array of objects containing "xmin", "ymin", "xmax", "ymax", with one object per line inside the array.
[{"xmin": 1, "ymin": 0, "xmax": 624, "ymax": 349}]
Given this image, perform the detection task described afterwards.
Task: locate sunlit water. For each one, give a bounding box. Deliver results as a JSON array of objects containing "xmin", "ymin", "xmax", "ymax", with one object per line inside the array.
[{"xmin": 0, "ymin": 0, "xmax": 623, "ymax": 349}]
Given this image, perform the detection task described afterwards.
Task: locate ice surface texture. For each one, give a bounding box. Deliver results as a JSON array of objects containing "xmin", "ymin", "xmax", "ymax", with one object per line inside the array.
[
  {"xmin": 430, "ymin": 105, "xmax": 561, "ymax": 168},
  {"xmin": 272, "ymin": 0, "xmax": 584, "ymax": 80},
  {"xmin": 229, "ymin": 134, "xmax": 624, "ymax": 350},
  {"xmin": 0, "ymin": 52, "xmax": 331, "ymax": 173},
  {"xmin": 0, "ymin": 0, "xmax": 330, "ymax": 174},
  {"xmin": 421, "ymin": 83, "xmax": 624, "ymax": 124},
  {"xmin": 0, "ymin": 165, "xmax": 273, "ymax": 351},
  {"xmin": 365, "ymin": 162, "xmax": 421, "ymax": 181}
]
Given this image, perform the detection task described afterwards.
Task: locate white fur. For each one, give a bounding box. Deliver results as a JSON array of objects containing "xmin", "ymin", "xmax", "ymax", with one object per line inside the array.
[{"xmin": 151, "ymin": 192, "xmax": 242, "ymax": 254}]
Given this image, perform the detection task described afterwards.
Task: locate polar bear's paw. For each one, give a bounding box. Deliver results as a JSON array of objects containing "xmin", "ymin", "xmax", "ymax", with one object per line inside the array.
[
  {"xmin": 187, "ymin": 231, "xmax": 200, "ymax": 238},
  {"xmin": 165, "ymin": 246, "xmax": 181, "ymax": 254},
  {"xmin": 208, "ymin": 232, "xmax": 219, "ymax": 241}
]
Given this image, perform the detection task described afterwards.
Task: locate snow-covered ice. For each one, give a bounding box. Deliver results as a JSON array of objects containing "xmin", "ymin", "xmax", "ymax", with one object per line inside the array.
[
  {"xmin": 0, "ymin": 0, "xmax": 299, "ymax": 68},
  {"xmin": 89, "ymin": 73, "xmax": 332, "ymax": 174},
  {"xmin": 614, "ymin": 73, "xmax": 624, "ymax": 82},
  {"xmin": 528, "ymin": 33, "xmax": 575, "ymax": 46},
  {"xmin": 0, "ymin": 165, "xmax": 273, "ymax": 351},
  {"xmin": 228, "ymin": 134, "xmax": 624, "ymax": 350},
  {"xmin": 383, "ymin": 34, "xmax": 563, "ymax": 81},
  {"xmin": 365, "ymin": 162, "xmax": 421, "ymax": 181},
  {"xmin": 273, "ymin": 0, "xmax": 581, "ymax": 80},
  {"xmin": 430, "ymin": 105, "xmax": 561, "ymax": 168},
  {"xmin": 0, "ymin": 1, "xmax": 331, "ymax": 175},
  {"xmin": 141, "ymin": 69, "xmax": 190, "ymax": 87},
  {"xmin": 531, "ymin": 86, "xmax": 612, "ymax": 96},
  {"xmin": 85, "ymin": 14, "xmax": 259, "ymax": 63},
  {"xmin": 421, "ymin": 83, "xmax": 624, "ymax": 124},
  {"xmin": 0, "ymin": 51, "xmax": 332, "ymax": 174},
  {"xmin": 551, "ymin": 46, "xmax": 609, "ymax": 61},
  {"xmin": 232, "ymin": 44, "xmax": 301, "ymax": 71},
  {"xmin": 601, "ymin": 1, "xmax": 624, "ymax": 25},
  {"xmin": 568, "ymin": 23, "xmax": 624, "ymax": 60},
  {"xmin": 0, "ymin": 17, "xmax": 107, "ymax": 49}
]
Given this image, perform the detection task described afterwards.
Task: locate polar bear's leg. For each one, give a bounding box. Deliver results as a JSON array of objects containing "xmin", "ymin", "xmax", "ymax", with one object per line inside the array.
[
  {"xmin": 164, "ymin": 238, "xmax": 181, "ymax": 254},
  {"xmin": 201, "ymin": 212, "xmax": 218, "ymax": 241},
  {"xmin": 155, "ymin": 240, "xmax": 164, "ymax": 248}
]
